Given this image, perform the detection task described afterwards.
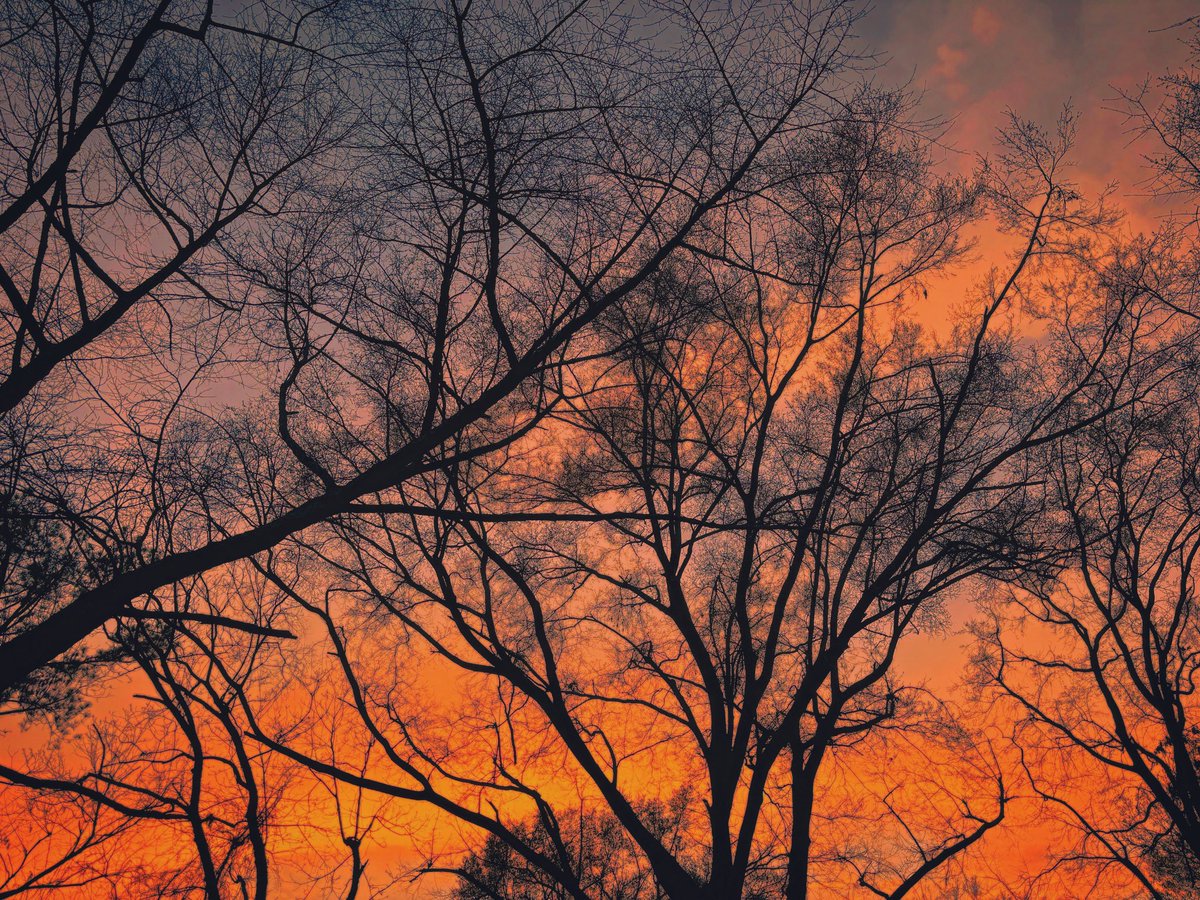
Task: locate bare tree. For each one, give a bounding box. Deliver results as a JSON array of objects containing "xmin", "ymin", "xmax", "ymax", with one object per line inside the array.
[
  {"xmin": 1, "ymin": 2, "xmax": 876, "ymax": 895},
  {"xmin": 966, "ymin": 24, "xmax": 1200, "ymax": 897},
  {"xmin": 0, "ymin": 0, "xmax": 345, "ymax": 706},
  {"xmin": 1116, "ymin": 17, "xmax": 1200, "ymax": 222},
  {"xmin": 5, "ymin": 4, "xmax": 1185, "ymax": 898},
  {"xmin": 0, "ymin": 0, "xmax": 340, "ymax": 411},
  {"xmin": 245, "ymin": 102, "xmax": 1139, "ymax": 899},
  {"xmin": 0, "ymin": 772, "xmax": 147, "ymax": 898},
  {"xmin": 830, "ymin": 701, "xmax": 1007, "ymax": 900},
  {"xmin": 0, "ymin": 0, "xmax": 865, "ymax": 711},
  {"xmin": 971, "ymin": 281, "xmax": 1200, "ymax": 898},
  {"xmin": 0, "ymin": 561, "xmax": 297, "ymax": 898},
  {"xmin": 446, "ymin": 798, "xmax": 691, "ymax": 900}
]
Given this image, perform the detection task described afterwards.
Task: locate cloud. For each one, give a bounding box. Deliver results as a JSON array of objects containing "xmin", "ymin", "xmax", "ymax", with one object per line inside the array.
[
  {"xmin": 971, "ymin": 6, "xmax": 1001, "ymax": 45},
  {"xmin": 933, "ymin": 43, "xmax": 969, "ymax": 99}
]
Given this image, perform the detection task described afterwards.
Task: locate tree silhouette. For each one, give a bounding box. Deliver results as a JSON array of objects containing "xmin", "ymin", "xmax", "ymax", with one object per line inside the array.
[
  {"xmin": 2, "ymin": 3, "xmax": 1198, "ymax": 898},
  {"xmin": 0, "ymin": 0, "xmax": 866, "ymax": 710},
  {"xmin": 972, "ymin": 22, "xmax": 1200, "ymax": 896},
  {"xmin": 248, "ymin": 102, "xmax": 1141, "ymax": 898}
]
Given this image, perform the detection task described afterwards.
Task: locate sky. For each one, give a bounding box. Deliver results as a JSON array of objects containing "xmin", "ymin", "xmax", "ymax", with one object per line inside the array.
[
  {"xmin": 6, "ymin": 3, "xmax": 1200, "ymax": 895},
  {"xmin": 860, "ymin": 8, "xmax": 1200, "ymax": 872},
  {"xmin": 858, "ymin": 0, "xmax": 1199, "ymax": 683},
  {"xmin": 864, "ymin": 0, "xmax": 1198, "ymax": 226}
]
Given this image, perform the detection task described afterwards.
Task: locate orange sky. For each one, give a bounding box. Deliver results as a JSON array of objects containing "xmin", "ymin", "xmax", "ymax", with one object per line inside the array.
[
  {"xmin": 872, "ymin": 0, "xmax": 1197, "ymax": 685},
  {"xmin": 864, "ymin": 12, "xmax": 1197, "ymax": 887},
  {"xmin": 4, "ymin": 5, "xmax": 1196, "ymax": 897}
]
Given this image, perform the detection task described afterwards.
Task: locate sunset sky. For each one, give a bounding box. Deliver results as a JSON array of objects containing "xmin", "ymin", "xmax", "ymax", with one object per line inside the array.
[
  {"xmin": 869, "ymin": 0, "xmax": 1196, "ymax": 223},
  {"xmin": 4, "ymin": 1, "xmax": 1200, "ymax": 897},
  {"xmin": 874, "ymin": 2, "xmax": 1200, "ymax": 686}
]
